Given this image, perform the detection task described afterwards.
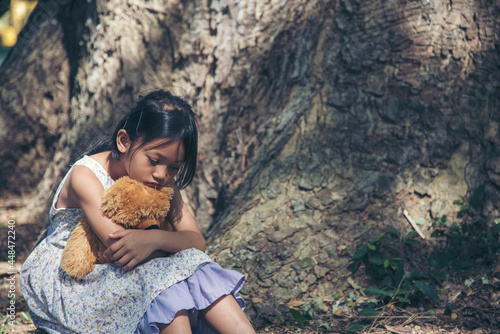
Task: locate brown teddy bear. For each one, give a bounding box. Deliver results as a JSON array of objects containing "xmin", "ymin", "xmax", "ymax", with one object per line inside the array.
[{"xmin": 60, "ymin": 176, "xmax": 174, "ymax": 279}]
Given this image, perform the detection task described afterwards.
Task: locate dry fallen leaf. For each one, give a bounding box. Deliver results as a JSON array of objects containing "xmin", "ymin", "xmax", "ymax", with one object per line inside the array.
[{"xmin": 286, "ymin": 297, "xmax": 305, "ymax": 307}]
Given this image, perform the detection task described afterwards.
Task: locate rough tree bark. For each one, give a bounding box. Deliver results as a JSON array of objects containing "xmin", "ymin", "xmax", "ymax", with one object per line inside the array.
[{"xmin": 1, "ymin": 0, "xmax": 499, "ymax": 320}]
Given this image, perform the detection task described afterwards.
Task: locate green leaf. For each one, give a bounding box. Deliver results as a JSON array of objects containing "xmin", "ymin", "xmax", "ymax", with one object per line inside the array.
[
  {"xmin": 348, "ymin": 322, "xmax": 362, "ymax": 332},
  {"xmin": 364, "ymin": 288, "xmax": 394, "ymax": 297},
  {"xmin": 319, "ymin": 323, "xmax": 333, "ymax": 330},
  {"xmin": 289, "ymin": 308, "xmax": 305, "ymax": 327},
  {"xmin": 372, "ymin": 232, "xmax": 385, "ymax": 243},
  {"xmin": 368, "ymin": 255, "xmax": 386, "ymax": 266},
  {"xmin": 300, "ymin": 257, "xmax": 312, "ymax": 268},
  {"xmin": 348, "ymin": 291, "xmax": 357, "ymax": 301},
  {"xmin": 381, "ymin": 236, "xmax": 397, "ymax": 243},
  {"xmin": 414, "ymin": 280, "xmax": 440, "ymax": 303},
  {"xmin": 312, "ymin": 299, "xmax": 326, "ymax": 311},
  {"xmin": 394, "ymin": 261, "xmax": 405, "ymax": 285},
  {"xmin": 387, "ymin": 225, "xmax": 399, "ymax": 237},
  {"xmin": 411, "ymin": 271, "xmax": 430, "ymax": 280},
  {"xmin": 452, "ymin": 196, "xmax": 465, "ymax": 205},
  {"xmin": 367, "ymin": 243, "xmax": 376, "ymax": 250},
  {"xmin": 384, "ymin": 259, "xmax": 390, "ymax": 268},
  {"xmin": 431, "ymin": 269, "xmax": 447, "ymax": 282},
  {"xmin": 358, "ymin": 308, "xmax": 380, "ymax": 316},
  {"xmin": 450, "ymin": 222, "xmax": 460, "ymax": 233},
  {"xmin": 470, "ymin": 184, "xmax": 485, "ymax": 209},
  {"xmin": 21, "ymin": 312, "xmax": 32, "ymax": 323},
  {"xmin": 491, "ymin": 223, "xmax": 500, "ymax": 235},
  {"xmin": 348, "ymin": 259, "xmax": 362, "ymax": 274},
  {"xmin": 381, "ymin": 276, "xmax": 394, "ymax": 288},
  {"xmin": 405, "ymin": 231, "xmax": 418, "ymax": 239},
  {"xmin": 352, "ymin": 245, "xmax": 368, "ymax": 260}
]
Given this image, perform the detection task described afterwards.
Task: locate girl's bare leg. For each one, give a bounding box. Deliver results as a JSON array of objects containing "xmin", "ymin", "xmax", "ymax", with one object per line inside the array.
[
  {"xmin": 202, "ymin": 295, "xmax": 256, "ymax": 334},
  {"xmin": 158, "ymin": 310, "xmax": 192, "ymax": 334}
]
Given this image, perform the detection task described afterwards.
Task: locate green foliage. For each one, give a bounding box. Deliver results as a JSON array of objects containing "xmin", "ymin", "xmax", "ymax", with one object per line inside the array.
[
  {"xmin": 348, "ymin": 230, "xmax": 420, "ymax": 303},
  {"xmin": 300, "ymin": 257, "xmax": 312, "ymax": 268},
  {"xmin": 285, "ymin": 188, "xmax": 499, "ymax": 333},
  {"xmin": 349, "ymin": 188, "xmax": 500, "ymax": 310},
  {"xmin": 288, "ymin": 298, "xmax": 327, "ymax": 328},
  {"xmin": 289, "ymin": 308, "xmax": 305, "ymax": 327},
  {"xmin": 347, "ymin": 322, "xmax": 363, "ymax": 332}
]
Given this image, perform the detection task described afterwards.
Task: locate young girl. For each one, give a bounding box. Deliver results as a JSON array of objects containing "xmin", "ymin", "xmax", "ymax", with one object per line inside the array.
[{"xmin": 20, "ymin": 90, "xmax": 256, "ymax": 334}]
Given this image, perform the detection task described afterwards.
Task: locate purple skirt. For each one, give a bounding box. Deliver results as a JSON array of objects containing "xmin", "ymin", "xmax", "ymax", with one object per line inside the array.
[{"xmin": 135, "ymin": 262, "xmax": 246, "ymax": 334}]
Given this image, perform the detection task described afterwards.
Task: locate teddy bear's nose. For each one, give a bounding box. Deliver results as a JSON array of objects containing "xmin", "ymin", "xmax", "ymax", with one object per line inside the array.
[{"xmin": 137, "ymin": 219, "xmax": 160, "ymax": 230}]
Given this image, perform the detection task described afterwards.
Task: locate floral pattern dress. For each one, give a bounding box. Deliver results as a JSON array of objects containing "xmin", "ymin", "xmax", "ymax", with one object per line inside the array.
[{"xmin": 20, "ymin": 156, "xmax": 214, "ymax": 333}]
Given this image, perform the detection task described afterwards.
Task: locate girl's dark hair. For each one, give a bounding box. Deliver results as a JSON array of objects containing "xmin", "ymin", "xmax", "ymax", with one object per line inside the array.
[{"xmin": 110, "ymin": 90, "xmax": 198, "ymax": 189}]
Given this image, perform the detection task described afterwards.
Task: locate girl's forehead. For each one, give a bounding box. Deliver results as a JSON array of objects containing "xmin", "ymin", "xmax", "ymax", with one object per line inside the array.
[{"xmin": 143, "ymin": 139, "xmax": 185, "ymax": 159}]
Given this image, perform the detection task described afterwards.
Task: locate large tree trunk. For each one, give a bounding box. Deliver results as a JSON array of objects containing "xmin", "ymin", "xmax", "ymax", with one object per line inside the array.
[{"xmin": 1, "ymin": 0, "xmax": 499, "ymax": 319}]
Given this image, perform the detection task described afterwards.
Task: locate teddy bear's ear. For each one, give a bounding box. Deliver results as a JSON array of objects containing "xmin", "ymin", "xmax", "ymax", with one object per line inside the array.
[
  {"xmin": 139, "ymin": 189, "xmax": 172, "ymax": 220},
  {"xmin": 101, "ymin": 177, "xmax": 144, "ymax": 226},
  {"xmin": 158, "ymin": 185, "xmax": 174, "ymax": 201}
]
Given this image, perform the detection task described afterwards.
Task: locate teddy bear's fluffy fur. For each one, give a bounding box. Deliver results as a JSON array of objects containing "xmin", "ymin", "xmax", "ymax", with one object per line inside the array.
[{"xmin": 60, "ymin": 176, "xmax": 174, "ymax": 279}]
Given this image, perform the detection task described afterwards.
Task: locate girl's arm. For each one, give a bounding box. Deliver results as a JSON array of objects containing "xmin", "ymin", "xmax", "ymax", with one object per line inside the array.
[
  {"xmin": 68, "ymin": 165, "xmax": 127, "ymax": 246},
  {"xmin": 69, "ymin": 166, "xmax": 205, "ymax": 270},
  {"xmin": 103, "ymin": 181, "xmax": 206, "ymax": 270},
  {"xmin": 68, "ymin": 166, "xmax": 164, "ymax": 269}
]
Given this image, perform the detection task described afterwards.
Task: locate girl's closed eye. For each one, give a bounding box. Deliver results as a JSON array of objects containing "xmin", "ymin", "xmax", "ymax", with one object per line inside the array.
[{"xmin": 148, "ymin": 157, "xmax": 159, "ymax": 166}]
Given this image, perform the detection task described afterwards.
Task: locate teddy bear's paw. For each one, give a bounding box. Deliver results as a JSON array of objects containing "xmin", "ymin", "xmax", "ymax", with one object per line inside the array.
[{"xmin": 60, "ymin": 257, "xmax": 95, "ymax": 279}]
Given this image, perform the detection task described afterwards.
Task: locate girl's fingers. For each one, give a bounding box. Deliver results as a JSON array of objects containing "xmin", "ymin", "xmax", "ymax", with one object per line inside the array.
[
  {"xmin": 115, "ymin": 254, "xmax": 139, "ymax": 271},
  {"xmin": 108, "ymin": 229, "xmax": 132, "ymax": 239},
  {"xmin": 122, "ymin": 259, "xmax": 137, "ymax": 271},
  {"xmin": 114, "ymin": 255, "xmax": 131, "ymax": 267},
  {"xmin": 104, "ymin": 230, "xmax": 155, "ymax": 269},
  {"xmin": 103, "ymin": 241, "xmax": 124, "ymax": 258}
]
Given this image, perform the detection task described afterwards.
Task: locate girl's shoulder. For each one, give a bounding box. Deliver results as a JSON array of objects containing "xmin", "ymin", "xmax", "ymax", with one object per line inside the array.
[
  {"xmin": 54, "ymin": 158, "xmax": 105, "ymax": 210},
  {"xmin": 72, "ymin": 153, "xmax": 115, "ymax": 190}
]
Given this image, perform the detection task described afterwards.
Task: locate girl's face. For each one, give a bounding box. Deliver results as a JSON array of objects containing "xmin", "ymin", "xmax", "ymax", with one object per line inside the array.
[{"xmin": 119, "ymin": 133, "xmax": 185, "ymax": 188}]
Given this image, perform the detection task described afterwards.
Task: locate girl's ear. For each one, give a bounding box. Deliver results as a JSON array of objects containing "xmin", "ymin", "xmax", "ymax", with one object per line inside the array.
[{"xmin": 116, "ymin": 129, "xmax": 131, "ymax": 153}]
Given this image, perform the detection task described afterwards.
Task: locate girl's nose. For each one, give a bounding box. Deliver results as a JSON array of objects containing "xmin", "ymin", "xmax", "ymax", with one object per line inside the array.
[{"xmin": 153, "ymin": 166, "xmax": 169, "ymax": 184}]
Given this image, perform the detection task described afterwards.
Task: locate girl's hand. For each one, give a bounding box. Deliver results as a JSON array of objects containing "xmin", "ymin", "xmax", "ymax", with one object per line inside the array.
[{"xmin": 103, "ymin": 230, "xmax": 159, "ymax": 271}]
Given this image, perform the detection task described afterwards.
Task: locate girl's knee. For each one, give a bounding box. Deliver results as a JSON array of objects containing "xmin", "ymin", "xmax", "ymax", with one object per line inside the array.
[
  {"xmin": 202, "ymin": 295, "xmax": 256, "ymax": 334},
  {"xmin": 158, "ymin": 310, "xmax": 191, "ymax": 334}
]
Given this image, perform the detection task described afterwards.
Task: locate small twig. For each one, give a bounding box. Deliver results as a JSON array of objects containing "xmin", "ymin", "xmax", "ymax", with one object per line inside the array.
[
  {"xmin": 366, "ymin": 274, "xmax": 406, "ymax": 333},
  {"xmin": 358, "ymin": 315, "xmax": 437, "ymax": 320},
  {"xmin": 403, "ymin": 209, "xmax": 426, "ymax": 239},
  {"xmin": 401, "ymin": 314, "xmax": 417, "ymax": 326}
]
